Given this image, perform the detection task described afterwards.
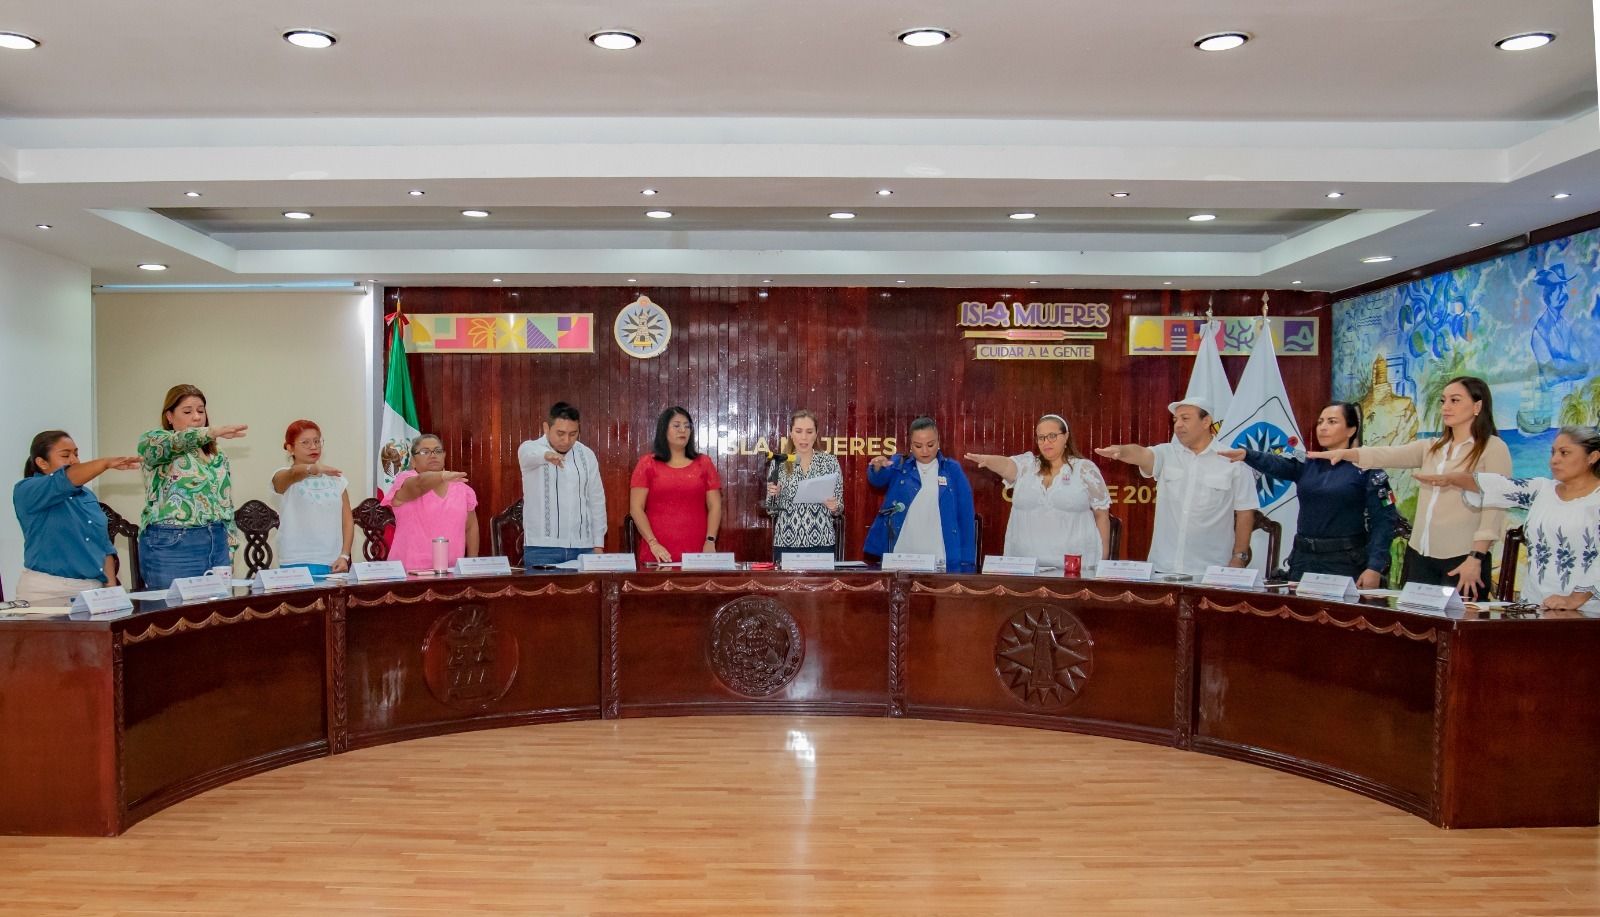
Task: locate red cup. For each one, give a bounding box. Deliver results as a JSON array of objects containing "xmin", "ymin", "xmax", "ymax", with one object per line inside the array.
[{"xmin": 1062, "ymin": 554, "xmax": 1082, "ymax": 577}]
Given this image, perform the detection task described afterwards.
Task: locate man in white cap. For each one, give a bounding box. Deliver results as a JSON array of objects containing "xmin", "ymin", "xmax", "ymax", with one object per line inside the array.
[{"xmin": 1094, "ymin": 396, "xmax": 1259, "ymax": 575}]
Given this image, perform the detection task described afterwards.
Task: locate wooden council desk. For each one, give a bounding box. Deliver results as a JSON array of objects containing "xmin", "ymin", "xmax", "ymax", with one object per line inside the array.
[{"xmin": 2, "ymin": 571, "xmax": 1597, "ymax": 836}]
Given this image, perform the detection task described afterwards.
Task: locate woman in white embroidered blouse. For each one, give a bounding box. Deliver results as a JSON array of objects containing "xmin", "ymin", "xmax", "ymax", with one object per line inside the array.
[
  {"xmin": 965, "ymin": 414, "xmax": 1111, "ymax": 569},
  {"xmin": 1416, "ymin": 425, "xmax": 1600, "ymax": 613}
]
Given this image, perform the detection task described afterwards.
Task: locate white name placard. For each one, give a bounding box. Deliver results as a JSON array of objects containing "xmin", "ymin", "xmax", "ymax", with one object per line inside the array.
[
  {"xmin": 165, "ymin": 573, "xmax": 231, "ymax": 604},
  {"xmin": 351, "ymin": 560, "xmax": 408, "ymax": 584},
  {"xmin": 1096, "ymin": 560, "xmax": 1154, "ymax": 582},
  {"xmin": 253, "ymin": 567, "xmax": 316, "ymax": 593},
  {"xmin": 1296, "ymin": 572, "xmax": 1359, "ymax": 601},
  {"xmin": 452, "ymin": 556, "xmax": 514, "ymax": 576},
  {"xmin": 1202, "ymin": 566, "xmax": 1261, "ymax": 589},
  {"xmin": 682, "ymin": 552, "xmax": 739, "ymax": 571},
  {"xmin": 70, "ymin": 586, "xmax": 134, "ymax": 615},
  {"xmin": 780, "ymin": 553, "xmax": 836, "ymax": 571},
  {"xmin": 882, "ymin": 552, "xmax": 938, "ymax": 572},
  {"xmin": 1398, "ymin": 581, "xmax": 1466, "ymax": 612},
  {"xmin": 579, "ymin": 553, "xmax": 638, "ymax": 572},
  {"xmin": 982, "ymin": 555, "xmax": 1039, "ymax": 576}
]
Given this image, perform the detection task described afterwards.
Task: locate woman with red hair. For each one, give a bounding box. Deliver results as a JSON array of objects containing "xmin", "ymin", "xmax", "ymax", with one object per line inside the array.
[{"xmin": 271, "ymin": 420, "xmax": 353, "ymax": 575}]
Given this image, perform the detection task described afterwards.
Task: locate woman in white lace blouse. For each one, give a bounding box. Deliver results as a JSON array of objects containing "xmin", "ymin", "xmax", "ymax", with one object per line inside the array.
[
  {"xmin": 1415, "ymin": 425, "xmax": 1600, "ymax": 613},
  {"xmin": 965, "ymin": 414, "xmax": 1112, "ymax": 570}
]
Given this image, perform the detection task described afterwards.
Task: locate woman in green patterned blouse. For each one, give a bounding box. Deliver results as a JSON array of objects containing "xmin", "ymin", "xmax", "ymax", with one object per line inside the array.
[{"xmin": 137, "ymin": 383, "xmax": 248, "ymax": 590}]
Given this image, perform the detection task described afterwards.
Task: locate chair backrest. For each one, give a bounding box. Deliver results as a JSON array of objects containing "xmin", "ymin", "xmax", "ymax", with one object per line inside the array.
[
  {"xmin": 1251, "ymin": 510, "xmax": 1283, "ymax": 575},
  {"xmin": 1107, "ymin": 515, "xmax": 1124, "ymax": 561},
  {"xmin": 622, "ymin": 515, "xmax": 639, "ymax": 556},
  {"xmin": 1387, "ymin": 516, "xmax": 1414, "ymax": 587},
  {"xmin": 233, "ymin": 499, "xmax": 280, "ymax": 577},
  {"xmin": 489, "ymin": 498, "xmax": 525, "ymax": 560},
  {"xmin": 1496, "ymin": 525, "xmax": 1527, "ymax": 602},
  {"xmin": 100, "ymin": 502, "xmax": 143, "ymax": 591},
  {"xmin": 832, "ymin": 514, "xmax": 847, "ymax": 561},
  {"xmin": 973, "ymin": 513, "xmax": 984, "ymax": 566},
  {"xmin": 352, "ymin": 497, "xmax": 395, "ymax": 562}
]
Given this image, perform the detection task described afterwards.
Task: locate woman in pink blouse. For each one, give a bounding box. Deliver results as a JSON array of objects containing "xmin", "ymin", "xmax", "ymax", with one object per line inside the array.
[
  {"xmin": 629, "ymin": 407, "xmax": 722, "ymax": 564},
  {"xmin": 382, "ymin": 434, "xmax": 479, "ymax": 571}
]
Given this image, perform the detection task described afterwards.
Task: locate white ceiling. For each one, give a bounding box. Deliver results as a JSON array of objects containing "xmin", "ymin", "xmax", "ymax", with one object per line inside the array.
[{"xmin": 0, "ymin": 0, "xmax": 1597, "ymax": 291}]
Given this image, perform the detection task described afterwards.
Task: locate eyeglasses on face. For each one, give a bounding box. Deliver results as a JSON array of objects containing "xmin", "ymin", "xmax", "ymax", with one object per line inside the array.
[
  {"xmin": 1036, "ymin": 432, "xmax": 1063, "ymax": 444},
  {"xmin": 295, "ymin": 438, "xmax": 325, "ymax": 448},
  {"xmin": 413, "ymin": 447, "xmax": 446, "ymax": 456}
]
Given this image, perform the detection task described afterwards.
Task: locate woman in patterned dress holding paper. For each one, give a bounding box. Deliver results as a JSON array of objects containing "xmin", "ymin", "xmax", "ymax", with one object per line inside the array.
[{"xmin": 763, "ymin": 409, "xmax": 843, "ymax": 562}]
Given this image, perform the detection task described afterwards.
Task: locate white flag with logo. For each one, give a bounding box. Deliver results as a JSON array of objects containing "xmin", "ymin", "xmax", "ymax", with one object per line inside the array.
[
  {"xmin": 1216, "ymin": 321, "xmax": 1303, "ymax": 574},
  {"xmin": 1182, "ymin": 320, "xmax": 1233, "ymax": 433}
]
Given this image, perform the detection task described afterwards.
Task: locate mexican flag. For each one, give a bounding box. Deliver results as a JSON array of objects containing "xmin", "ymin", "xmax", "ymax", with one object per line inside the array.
[{"xmin": 378, "ymin": 309, "xmax": 421, "ymax": 495}]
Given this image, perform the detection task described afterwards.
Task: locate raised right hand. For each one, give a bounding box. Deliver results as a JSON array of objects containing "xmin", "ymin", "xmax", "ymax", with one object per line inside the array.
[
  {"xmin": 544, "ymin": 450, "xmax": 565, "ymax": 468},
  {"xmin": 213, "ymin": 424, "xmax": 248, "ymax": 440},
  {"xmin": 1093, "ymin": 445, "xmax": 1125, "ymax": 462},
  {"xmin": 106, "ymin": 456, "xmax": 141, "ymax": 471},
  {"xmin": 442, "ymin": 471, "xmax": 469, "ymax": 484},
  {"xmin": 315, "ymin": 463, "xmax": 344, "ymax": 477},
  {"xmin": 1217, "ymin": 448, "xmax": 1246, "ymax": 463},
  {"xmin": 869, "ymin": 455, "xmax": 892, "ymax": 470}
]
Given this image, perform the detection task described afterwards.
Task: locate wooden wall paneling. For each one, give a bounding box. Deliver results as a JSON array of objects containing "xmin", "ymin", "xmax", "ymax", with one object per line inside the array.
[{"xmin": 387, "ymin": 287, "xmax": 1332, "ymax": 564}]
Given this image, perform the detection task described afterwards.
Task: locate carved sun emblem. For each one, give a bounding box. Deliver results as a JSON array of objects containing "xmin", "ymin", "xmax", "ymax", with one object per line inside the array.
[{"xmin": 994, "ymin": 604, "xmax": 1093, "ymax": 710}]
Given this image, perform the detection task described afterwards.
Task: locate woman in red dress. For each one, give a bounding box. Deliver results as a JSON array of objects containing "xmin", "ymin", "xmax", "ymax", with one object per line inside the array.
[{"xmin": 629, "ymin": 406, "xmax": 723, "ymax": 563}]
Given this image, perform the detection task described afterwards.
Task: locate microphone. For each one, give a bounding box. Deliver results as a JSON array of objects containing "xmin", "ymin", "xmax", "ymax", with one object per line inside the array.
[
  {"xmin": 878, "ymin": 501, "xmax": 906, "ymax": 517},
  {"xmin": 766, "ymin": 451, "xmax": 793, "ymax": 484}
]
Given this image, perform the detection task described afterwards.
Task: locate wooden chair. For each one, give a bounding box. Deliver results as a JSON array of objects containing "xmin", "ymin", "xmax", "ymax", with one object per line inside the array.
[
  {"xmin": 973, "ymin": 513, "xmax": 984, "ymax": 566},
  {"xmin": 1107, "ymin": 515, "xmax": 1123, "ymax": 561},
  {"xmin": 1496, "ymin": 525, "xmax": 1527, "ymax": 603},
  {"xmin": 622, "ymin": 515, "xmax": 639, "ymax": 557},
  {"xmin": 233, "ymin": 499, "xmax": 280, "ymax": 577},
  {"xmin": 100, "ymin": 502, "xmax": 143, "ymax": 592},
  {"xmin": 1251, "ymin": 510, "xmax": 1283, "ymax": 575},
  {"xmin": 352, "ymin": 497, "xmax": 395, "ymax": 562},
  {"xmin": 489, "ymin": 498, "xmax": 525, "ymax": 560}
]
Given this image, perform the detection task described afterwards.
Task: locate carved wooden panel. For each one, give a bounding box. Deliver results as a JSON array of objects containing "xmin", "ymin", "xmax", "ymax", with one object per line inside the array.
[
  {"xmin": 706, "ymin": 596, "xmax": 805, "ymax": 697},
  {"xmin": 421, "ymin": 605, "xmax": 520, "ymax": 710},
  {"xmin": 994, "ymin": 604, "xmax": 1093, "ymax": 710}
]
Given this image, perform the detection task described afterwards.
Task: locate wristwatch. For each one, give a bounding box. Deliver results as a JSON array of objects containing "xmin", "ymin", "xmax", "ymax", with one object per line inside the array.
[
  {"xmin": 705, "ymin": 535, "xmax": 718, "ymax": 543},
  {"xmin": 1469, "ymin": 550, "xmax": 1492, "ymax": 564},
  {"xmin": 338, "ymin": 553, "xmax": 351, "ymax": 561},
  {"xmin": 1232, "ymin": 551, "xmax": 1250, "ymax": 561}
]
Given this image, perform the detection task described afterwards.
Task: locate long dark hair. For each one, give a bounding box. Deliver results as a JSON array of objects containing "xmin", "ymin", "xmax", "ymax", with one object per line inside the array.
[
  {"xmin": 24, "ymin": 430, "xmax": 70, "ymax": 478},
  {"xmin": 1427, "ymin": 376, "xmax": 1496, "ymax": 471},
  {"xmin": 1323, "ymin": 401, "xmax": 1362, "ymax": 449},
  {"xmin": 652, "ymin": 406, "xmax": 699, "ymax": 462},
  {"xmin": 1031, "ymin": 414, "xmax": 1083, "ymax": 483},
  {"xmin": 160, "ymin": 383, "xmax": 216, "ymax": 457}
]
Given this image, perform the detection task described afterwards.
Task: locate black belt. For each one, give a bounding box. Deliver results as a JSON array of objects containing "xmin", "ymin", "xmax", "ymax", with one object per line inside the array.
[{"xmin": 1293, "ymin": 533, "xmax": 1367, "ymax": 553}]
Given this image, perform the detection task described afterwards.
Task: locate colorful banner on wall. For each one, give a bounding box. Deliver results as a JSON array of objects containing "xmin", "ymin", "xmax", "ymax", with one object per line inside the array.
[
  {"xmin": 1127, "ymin": 316, "xmax": 1318, "ymax": 356},
  {"xmin": 405, "ymin": 313, "xmax": 594, "ymax": 353}
]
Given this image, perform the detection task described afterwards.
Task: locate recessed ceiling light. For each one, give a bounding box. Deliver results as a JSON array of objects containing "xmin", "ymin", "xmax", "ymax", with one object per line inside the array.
[
  {"xmin": 761, "ymin": 279, "xmax": 772, "ymax": 283},
  {"xmin": 491, "ymin": 278, "xmax": 502, "ymax": 283},
  {"xmin": 137, "ymin": 263, "xmax": 168, "ymax": 271},
  {"xmin": 645, "ymin": 210, "xmax": 673, "ymax": 219},
  {"xmin": 1188, "ymin": 213, "xmax": 1217, "ymax": 222},
  {"xmin": 1468, "ymin": 221, "xmax": 1484, "ymax": 227},
  {"xmin": 1326, "ymin": 191, "xmax": 1344, "ymax": 199},
  {"xmin": 1110, "ymin": 191, "xmax": 1130, "ymax": 198},
  {"xmin": 1496, "ymin": 32, "xmax": 1555, "ymax": 51},
  {"xmin": 0, "ymin": 32, "xmax": 41, "ymax": 50},
  {"xmin": 1028, "ymin": 280, "xmax": 1040, "ymax": 284},
  {"xmin": 1362, "ymin": 256, "xmax": 1394, "ymax": 264},
  {"xmin": 283, "ymin": 211, "xmax": 313, "ymax": 220},
  {"xmin": 282, "ymin": 29, "xmax": 337, "ymax": 49},
  {"xmin": 640, "ymin": 188, "xmax": 658, "ymax": 196},
  {"xmin": 1291, "ymin": 280, "xmax": 1303, "ymax": 285},
  {"xmin": 408, "ymin": 190, "xmax": 425, "ymax": 196},
  {"xmin": 627, "ymin": 278, "xmax": 637, "ymax": 282},
  {"xmin": 462, "ymin": 209, "xmax": 491, "ymax": 217},
  {"xmin": 896, "ymin": 280, "xmax": 906, "ymax": 284},
  {"xmin": 35, "ymin": 223, "xmax": 51, "ymax": 230},
  {"xmin": 589, "ymin": 30, "xmax": 641, "ymax": 50},
  {"xmin": 829, "ymin": 211, "xmax": 855, "ymax": 219},
  {"xmin": 1009, "ymin": 212, "xmax": 1037, "ymax": 220},
  {"xmin": 184, "ymin": 191, "xmax": 202, "ymax": 198},
  {"xmin": 1194, "ymin": 32, "xmax": 1250, "ymax": 52},
  {"xmin": 876, "ymin": 189, "xmax": 894, "ymax": 197},
  {"xmin": 897, "ymin": 28, "xmax": 952, "ymax": 47},
  {"xmin": 1162, "ymin": 281, "xmax": 1173, "ymax": 285},
  {"xmin": 1552, "ymin": 193, "xmax": 1571, "ymax": 200}
]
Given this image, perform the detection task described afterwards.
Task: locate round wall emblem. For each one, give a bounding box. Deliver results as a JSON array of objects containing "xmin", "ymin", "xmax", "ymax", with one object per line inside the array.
[
  {"xmin": 707, "ymin": 596, "xmax": 805, "ymax": 697},
  {"xmin": 614, "ymin": 295, "xmax": 672, "ymax": 359},
  {"xmin": 994, "ymin": 604, "xmax": 1093, "ymax": 710},
  {"xmin": 422, "ymin": 605, "xmax": 520, "ymax": 710}
]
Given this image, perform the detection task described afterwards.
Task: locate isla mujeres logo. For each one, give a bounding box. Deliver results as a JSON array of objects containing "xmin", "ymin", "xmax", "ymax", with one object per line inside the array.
[
  {"xmin": 1230, "ymin": 422, "xmax": 1300, "ymax": 504},
  {"xmin": 614, "ymin": 295, "xmax": 672, "ymax": 359}
]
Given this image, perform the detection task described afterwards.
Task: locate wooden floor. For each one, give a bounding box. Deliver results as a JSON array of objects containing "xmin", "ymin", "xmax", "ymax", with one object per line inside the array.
[{"xmin": 1, "ymin": 717, "xmax": 1596, "ymax": 916}]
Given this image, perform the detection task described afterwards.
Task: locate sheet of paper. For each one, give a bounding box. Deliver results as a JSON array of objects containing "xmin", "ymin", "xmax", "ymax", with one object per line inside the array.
[
  {"xmin": 792, "ymin": 473, "xmax": 840, "ymax": 505},
  {"xmin": 1357, "ymin": 588, "xmax": 1404, "ymax": 597},
  {"xmin": 127, "ymin": 590, "xmax": 170, "ymax": 601}
]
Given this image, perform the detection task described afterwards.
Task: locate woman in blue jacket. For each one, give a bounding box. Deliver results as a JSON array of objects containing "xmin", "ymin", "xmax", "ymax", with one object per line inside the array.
[{"xmin": 863, "ymin": 417, "xmax": 976, "ymax": 569}]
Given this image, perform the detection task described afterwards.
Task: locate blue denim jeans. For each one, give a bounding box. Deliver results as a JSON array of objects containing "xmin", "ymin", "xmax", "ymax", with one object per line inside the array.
[
  {"xmin": 139, "ymin": 522, "xmax": 231, "ymax": 591},
  {"xmin": 523, "ymin": 546, "xmax": 593, "ymax": 569}
]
